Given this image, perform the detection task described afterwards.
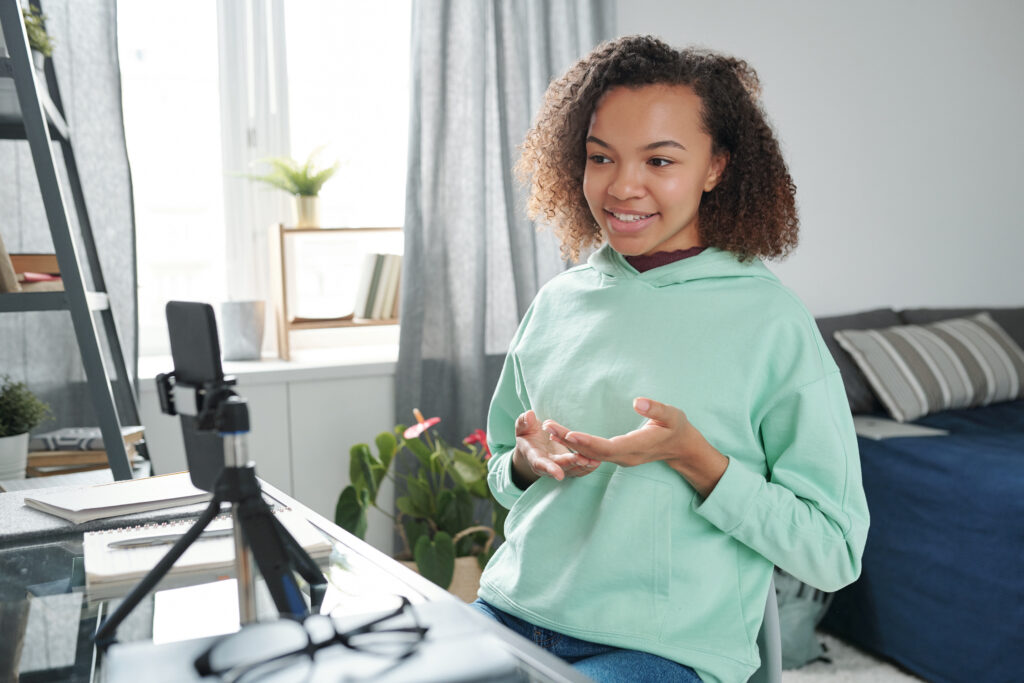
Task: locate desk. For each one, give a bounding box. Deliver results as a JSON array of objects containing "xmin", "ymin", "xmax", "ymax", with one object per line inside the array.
[{"xmin": 0, "ymin": 479, "xmax": 588, "ymax": 682}]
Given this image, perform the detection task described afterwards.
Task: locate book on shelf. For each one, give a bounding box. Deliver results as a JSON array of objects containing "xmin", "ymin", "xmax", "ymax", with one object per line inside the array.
[
  {"xmin": 28, "ymin": 462, "xmax": 110, "ymax": 478},
  {"xmin": 22, "ymin": 471, "xmax": 211, "ymax": 524},
  {"xmin": 0, "ymin": 230, "xmax": 21, "ymax": 293},
  {"xmin": 357, "ymin": 253, "xmax": 386, "ymax": 319},
  {"xmin": 369, "ymin": 254, "xmax": 397, "ymax": 320},
  {"xmin": 82, "ymin": 508, "xmax": 333, "ymax": 600},
  {"xmin": 388, "ymin": 260, "xmax": 402, "ymax": 320},
  {"xmin": 9, "ymin": 253, "xmax": 60, "ymax": 275},
  {"xmin": 350, "ymin": 252, "xmax": 378, "ymax": 321},
  {"xmin": 30, "ymin": 425, "xmax": 145, "ymax": 452},
  {"xmin": 375, "ymin": 254, "xmax": 402, "ymax": 321},
  {"xmin": 27, "ymin": 445, "xmax": 143, "ymax": 468}
]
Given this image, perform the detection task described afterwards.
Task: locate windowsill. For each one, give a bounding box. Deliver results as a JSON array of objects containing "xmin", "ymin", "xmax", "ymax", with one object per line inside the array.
[{"xmin": 137, "ymin": 343, "xmax": 399, "ymax": 391}]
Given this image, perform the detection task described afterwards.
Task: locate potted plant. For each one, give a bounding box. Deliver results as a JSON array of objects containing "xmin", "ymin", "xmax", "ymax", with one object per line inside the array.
[
  {"xmin": 243, "ymin": 148, "xmax": 339, "ymax": 228},
  {"xmin": 21, "ymin": 6, "xmax": 55, "ymax": 71},
  {"xmin": 0, "ymin": 375, "xmax": 52, "ymax": 479},
  {"xmin": 335, "ymin": 410, "xmax": 506, "ymax": 601}
]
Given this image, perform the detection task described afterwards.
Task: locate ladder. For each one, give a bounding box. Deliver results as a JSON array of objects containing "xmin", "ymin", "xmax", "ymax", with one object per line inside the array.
[{"xmin": 0, "ymin": 0, "xmax": 141, "ymax": 480}]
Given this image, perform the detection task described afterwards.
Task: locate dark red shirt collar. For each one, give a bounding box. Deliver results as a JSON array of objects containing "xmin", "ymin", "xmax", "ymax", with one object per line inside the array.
[{"xmin": 624, "ymin": 246, "xmax": 707, "ymax": 273}]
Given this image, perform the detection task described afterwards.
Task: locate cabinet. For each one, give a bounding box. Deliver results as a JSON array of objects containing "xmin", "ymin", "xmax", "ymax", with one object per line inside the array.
[
  {"xmin": 269, "ymin": 224, "xmax": 402, "ymax": 360},
  {"xmin": 138, "ymin": 351, "xmax": 399, "ymax": 553}
]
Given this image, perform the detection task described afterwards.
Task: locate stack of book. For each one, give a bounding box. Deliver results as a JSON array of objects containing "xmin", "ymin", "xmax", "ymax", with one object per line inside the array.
[
  {"xmin": 352, "ymin": 252, "xmax": 402, "ymax": 321},
  {"xmin": 0, "ymin": 248, "xmax": 64, "ymax": 293},
  {"xmin": 27, "ymin": 426, "xmax": 146, "ymax": 477}
]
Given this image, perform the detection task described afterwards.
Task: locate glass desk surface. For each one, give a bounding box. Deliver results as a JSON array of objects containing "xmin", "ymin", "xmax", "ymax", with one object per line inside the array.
[{"xmin": 0, "ymin": 481, "xmax": 586, "ymax": 683}]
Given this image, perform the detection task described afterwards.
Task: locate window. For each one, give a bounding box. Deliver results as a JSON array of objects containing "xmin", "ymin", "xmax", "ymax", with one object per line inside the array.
[
  {"xmin": 118, "ymin": 1, "xmax": 227, "ymax": 357},
  {"xmin": 118, "ymin": 0, "xmax": 411, "ymax": 356}
]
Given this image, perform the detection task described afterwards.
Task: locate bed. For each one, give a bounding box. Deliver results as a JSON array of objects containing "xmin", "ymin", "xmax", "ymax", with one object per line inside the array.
[{"xmin": 812, "ymin": 307, "xmax": 1024, "ymax": 683}]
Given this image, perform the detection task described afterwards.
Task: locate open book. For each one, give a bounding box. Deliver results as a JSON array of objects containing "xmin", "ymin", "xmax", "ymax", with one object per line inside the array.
[{"xmin": 83, "ymin": 509, "xmax": 333, "ymax": 600}]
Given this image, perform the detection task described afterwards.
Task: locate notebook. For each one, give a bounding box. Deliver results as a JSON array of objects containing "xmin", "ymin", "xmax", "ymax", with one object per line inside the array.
[
  {"xmin": 22, "ymin": 471, "xmax": 211, "ymax": 523},
  {"xmin": 82, "ymin": 508, "xmax": 333, "ymax": 600}
]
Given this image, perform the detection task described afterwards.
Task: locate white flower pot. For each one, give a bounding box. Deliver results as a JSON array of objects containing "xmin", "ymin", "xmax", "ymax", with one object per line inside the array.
[
  {"xmin": 293, "ymin": 196, "xmax": 320, "ymax": 228},
  {"xmin": 220, "ymin": 300, "xmax": 266, "ymax": 361},
  {"xmin": 0, "ymin": 432, "xmax": 30, "ymax": 480}
]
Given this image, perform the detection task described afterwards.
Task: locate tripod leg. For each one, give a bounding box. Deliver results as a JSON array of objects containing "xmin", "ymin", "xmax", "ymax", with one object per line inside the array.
[
  {"xmin": 269, "ymin": 514, "xmax": 327, "ymax": 613},
  {"xmin": 236, "ymin": 498, "xmax": 308, "ymax": 618},
  {"xmin": 94, "ymin": 497, "xmax": 224, "ymax": 648}
]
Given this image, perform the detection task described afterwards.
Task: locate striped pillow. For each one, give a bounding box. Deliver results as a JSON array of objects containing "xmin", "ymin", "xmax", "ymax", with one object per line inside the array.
[{"xmin": 833, "ymin": 313, "xmax": 1024, "ymax": 422}]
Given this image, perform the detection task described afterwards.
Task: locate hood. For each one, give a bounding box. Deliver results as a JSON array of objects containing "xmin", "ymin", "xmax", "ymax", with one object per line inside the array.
[{"xmin": 585, "ymin": 243, "xmax": 778, "ymax": 288}]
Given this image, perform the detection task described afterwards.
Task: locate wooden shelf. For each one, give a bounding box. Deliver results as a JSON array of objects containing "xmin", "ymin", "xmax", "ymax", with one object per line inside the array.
[
  {"xmin": 287, "ymin": 317, "xmax": 398, "ymax": 331},
  {"xmin": 269, "ymin": 224, "xmax": 402, "ymax": 360}
]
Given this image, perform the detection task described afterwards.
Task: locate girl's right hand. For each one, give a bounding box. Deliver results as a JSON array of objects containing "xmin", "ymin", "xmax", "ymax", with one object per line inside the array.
[{"xmin": 511, "ymin": 410, "xmax": 600, "ymax": 486}]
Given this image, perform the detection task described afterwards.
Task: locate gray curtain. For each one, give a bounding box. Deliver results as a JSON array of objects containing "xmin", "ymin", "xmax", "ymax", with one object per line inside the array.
[
  {"xmin": 398, "ymin": 0, "xmax": 614, "ymax": 441},
  {"xmin": 0, "ymin": 0, "xmax": 137, "ymax": 429}
]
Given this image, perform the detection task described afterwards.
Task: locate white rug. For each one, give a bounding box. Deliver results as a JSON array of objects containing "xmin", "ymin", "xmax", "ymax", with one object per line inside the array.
[{"xmin": 782, "ymin": 633, "xmax": 923, "ymax": 682}]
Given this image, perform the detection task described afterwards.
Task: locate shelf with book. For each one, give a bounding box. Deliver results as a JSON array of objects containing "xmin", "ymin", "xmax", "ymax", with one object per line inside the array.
[{"xmin": 269, "ymin": 224, "xmax": 402, "ymax": 360}]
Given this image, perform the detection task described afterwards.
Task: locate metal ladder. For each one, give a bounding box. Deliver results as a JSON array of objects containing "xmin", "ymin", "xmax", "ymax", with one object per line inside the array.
[{"xmin": 0, "ymin": 0, "xmax": 142, "ymax": 480}]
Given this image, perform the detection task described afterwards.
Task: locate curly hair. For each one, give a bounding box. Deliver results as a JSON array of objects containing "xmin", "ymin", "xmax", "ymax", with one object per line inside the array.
[{"xmin": 517, "ymin": 35, "xmax": 799, "ymax": 262}]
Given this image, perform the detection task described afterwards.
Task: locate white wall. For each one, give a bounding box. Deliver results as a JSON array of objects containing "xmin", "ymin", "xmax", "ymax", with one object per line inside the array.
[{"xmin": 617, "ymin": 1, "xmax": 1024, "ymax": 315}]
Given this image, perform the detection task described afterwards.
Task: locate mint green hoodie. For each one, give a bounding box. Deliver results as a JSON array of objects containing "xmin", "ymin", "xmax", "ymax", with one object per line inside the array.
[{"xmin": 479, "ymin": 245, "xmax": 869, "ymax": 682}]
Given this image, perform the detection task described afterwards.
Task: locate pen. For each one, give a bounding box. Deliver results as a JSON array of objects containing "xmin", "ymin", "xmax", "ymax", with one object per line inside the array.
[{"xmin": 108, "ymin": 527, "xmax": 235, "ymax": 550}]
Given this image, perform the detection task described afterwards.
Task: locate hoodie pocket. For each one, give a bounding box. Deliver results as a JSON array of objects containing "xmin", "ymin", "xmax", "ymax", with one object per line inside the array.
[{"xmin": 504, "ymin": 469, "xmax": 673, "ymax": 638}]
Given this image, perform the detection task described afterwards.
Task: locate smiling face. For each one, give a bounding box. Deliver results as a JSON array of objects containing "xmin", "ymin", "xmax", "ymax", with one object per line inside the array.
[{"xmin": 583, "ymin": 84, "xmax": 727, "ymax": 257}]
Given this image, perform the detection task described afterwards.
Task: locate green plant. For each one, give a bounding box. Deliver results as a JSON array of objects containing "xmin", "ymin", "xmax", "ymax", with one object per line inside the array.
[
  {"xmin": 243, "ymin": 148, "xmax": 339, "ymax": 197},
  {"xmin": 336, "ymin": 411, "xmax": 507, "ymax": 590},
  {"xmin": 0, "ymin": 375, "xmax": 52, "ymax": 437},
  {"xmin": 22, "ymin": 6, "xmax": 55, "ymax": 58}
]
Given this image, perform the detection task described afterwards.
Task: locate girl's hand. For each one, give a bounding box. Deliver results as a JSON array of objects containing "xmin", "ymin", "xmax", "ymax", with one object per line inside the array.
[
  {"xmin": 511, "ymin": 410, "xmax": 601, "ymax": 486},
  {"xmin": 543, "ymin": 398, "xmax": 728, "ymax": 497}
]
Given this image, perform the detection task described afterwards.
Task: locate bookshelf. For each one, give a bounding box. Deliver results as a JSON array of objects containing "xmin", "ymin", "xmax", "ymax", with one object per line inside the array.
[
  {"xmin": 269, "ymin": 224, "xmax": 402, "ymax": 360},
  {"xmin": 0, "ymin": 0, "xmax": 142, "ymax": 480}
]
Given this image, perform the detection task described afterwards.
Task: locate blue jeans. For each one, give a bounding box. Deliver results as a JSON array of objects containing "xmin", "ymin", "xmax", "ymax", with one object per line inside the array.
[{"xmin": 470, "ymin": 599, "xmax": 701, "ymax": 682}]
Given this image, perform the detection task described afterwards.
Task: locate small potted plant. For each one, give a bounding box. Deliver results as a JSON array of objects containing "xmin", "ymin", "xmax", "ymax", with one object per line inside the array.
[
  {"xmin": 336, "ymin": 410, "xmax": 506, "ymax": 601},
  {"xmin": 0, "ymin": 375, "xmax": 52, "ymax": 479},
  {"xmin": 21, "ymin": 6, "xmax": 55, "ymax": 71},
  {"xmin": 243, "ymin": 148, "xmax": 339, "ymax": 228}
]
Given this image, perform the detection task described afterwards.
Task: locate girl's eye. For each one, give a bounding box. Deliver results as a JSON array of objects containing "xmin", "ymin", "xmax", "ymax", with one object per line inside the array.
[
  {"xmin": 588, "ymin": 154, "xmax": 611, "ymax": 164},
  {"xmin": 649, "ymin": 158, "xmax": 673, "ymax": 168}
]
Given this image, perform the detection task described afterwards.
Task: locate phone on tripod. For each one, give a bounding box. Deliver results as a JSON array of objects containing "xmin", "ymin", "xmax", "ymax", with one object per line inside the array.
[{"xmin": 161, "ymin": 301, "xmax": 232, "ymax": 492}]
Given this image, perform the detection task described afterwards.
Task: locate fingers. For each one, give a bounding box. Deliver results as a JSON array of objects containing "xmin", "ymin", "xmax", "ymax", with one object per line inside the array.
[{"xmin": 516, "ymin": 410, "xmax": 538, "ymax": 436}]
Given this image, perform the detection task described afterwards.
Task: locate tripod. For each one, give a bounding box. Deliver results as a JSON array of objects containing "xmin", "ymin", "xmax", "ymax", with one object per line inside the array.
[{"xmin": 94, "ymin": 386, "xmax": 326, "ymax": 649}]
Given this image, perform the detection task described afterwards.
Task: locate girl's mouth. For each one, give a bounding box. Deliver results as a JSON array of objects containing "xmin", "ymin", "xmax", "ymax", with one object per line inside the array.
[{"xmin": 605, "ymin": 210, "xmax": 657, "ymax": 233}]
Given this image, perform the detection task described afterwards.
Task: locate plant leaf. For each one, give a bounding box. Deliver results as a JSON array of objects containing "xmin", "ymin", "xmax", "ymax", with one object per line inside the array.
[
  {"xmin": 403, "ymin": 434, "xmax": 433, "ymax": 470},
  {"xmin": 348, "ymin": 443, "xmax": 373, "ymax": 491},
  {"xmin": 413, "ymin": 532, "xmax": 455, "ymax": 589},
  {"xmin": 375, "ymin": 431, "xmax": 397, "ymax": 471},
  {"xmin": 335, "ymin": 486, "xmax": 368, "ymax": 539},
  {"xmin": 450, "ymin": 449, "xmax": 486, "ymax": 487},
  {"xmin": 405, "ymin": 478, "xmax": 433, "ymax": 518}
]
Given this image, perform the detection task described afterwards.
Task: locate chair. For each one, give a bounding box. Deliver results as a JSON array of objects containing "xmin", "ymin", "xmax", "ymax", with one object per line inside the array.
[{"xmin": 748, "ymin": 574, "xmax": 783, "ymax": 683}]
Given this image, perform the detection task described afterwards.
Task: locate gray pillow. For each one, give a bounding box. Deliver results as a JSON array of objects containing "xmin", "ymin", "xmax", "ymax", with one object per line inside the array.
[
  {"xmin": 834, "ymin": 313, "xmax": 1024, "ymax": 422},
  {"xmin": 899, "ymin": 307, "xmax": 1024, "ymax": 350},
  {"xmin": 815, "ymin": 308, "xmax": 902, "ymax": 414}
]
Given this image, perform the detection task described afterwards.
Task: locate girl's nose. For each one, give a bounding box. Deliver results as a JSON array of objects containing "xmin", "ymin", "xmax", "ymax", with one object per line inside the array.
[{"xmin": 608, "ymin": 164, "xmax": 645, "ymax": 200}]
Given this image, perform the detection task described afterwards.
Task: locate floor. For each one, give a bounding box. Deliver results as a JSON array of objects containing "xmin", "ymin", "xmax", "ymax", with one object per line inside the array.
[{"xmin": 782, "ymin": 633, "xmax": 924, "ymax": 682}]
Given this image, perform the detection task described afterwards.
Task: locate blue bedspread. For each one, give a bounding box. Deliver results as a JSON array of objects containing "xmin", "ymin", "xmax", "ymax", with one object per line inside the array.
[{"xmin": 821, "ymin": 401, "xmax": 1024, "ymax": 683}]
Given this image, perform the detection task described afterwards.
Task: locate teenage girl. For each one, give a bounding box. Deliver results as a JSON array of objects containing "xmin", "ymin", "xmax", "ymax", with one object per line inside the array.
[{"xmin": 471, "ymin": 35, "xmax": 869, "ymax": 683}]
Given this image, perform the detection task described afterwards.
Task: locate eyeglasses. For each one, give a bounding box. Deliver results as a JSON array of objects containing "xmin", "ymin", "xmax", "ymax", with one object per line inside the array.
[{"xmin": 194, "ymin": 596, "xmax": 428, "ymax": 682}]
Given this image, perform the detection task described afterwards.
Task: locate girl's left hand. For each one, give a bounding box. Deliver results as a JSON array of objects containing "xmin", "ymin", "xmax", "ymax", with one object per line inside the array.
[{"xmin": 542, "ymin": 397, "xmax": 729, "ymax": 497}]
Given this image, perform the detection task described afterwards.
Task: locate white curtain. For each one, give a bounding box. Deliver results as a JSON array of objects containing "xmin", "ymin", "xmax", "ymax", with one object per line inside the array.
[{"xmin": 397, "ymin": 0, "xmax": 615, "ymax": 440}]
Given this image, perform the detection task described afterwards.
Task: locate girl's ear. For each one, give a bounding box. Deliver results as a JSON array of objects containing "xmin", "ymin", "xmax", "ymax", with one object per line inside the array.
[{"xmin": 704, "ymin": 153, "xmax": 729, "ymax": 192}]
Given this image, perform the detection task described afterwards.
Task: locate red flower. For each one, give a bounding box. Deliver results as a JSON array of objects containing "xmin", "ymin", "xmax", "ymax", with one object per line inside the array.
[
  {"xmin": 463, "ymin": 428, "xmax": 492, "ymax": 459},
  {"xmin": 404, "ymin": 408, "xmax": 441, "ymax": 439}
]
